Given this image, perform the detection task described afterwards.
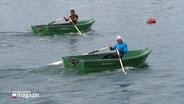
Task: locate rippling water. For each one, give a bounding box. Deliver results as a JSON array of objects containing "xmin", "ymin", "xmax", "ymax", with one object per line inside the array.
[{"xmin": 0, "ymin": 0, "xmax": 184, "ymax": 104}]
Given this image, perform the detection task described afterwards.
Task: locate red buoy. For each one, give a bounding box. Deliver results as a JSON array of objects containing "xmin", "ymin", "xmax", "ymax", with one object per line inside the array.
[{"xmin": 146, "ymin": 18, "xmax": 156, "ymax": 24}]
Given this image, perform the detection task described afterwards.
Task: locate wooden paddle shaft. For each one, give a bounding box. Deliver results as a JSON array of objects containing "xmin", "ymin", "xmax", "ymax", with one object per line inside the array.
[
  {"xmin": 117, "ymin": 50, "xmax": 127, "ymax": 74},
  {"xmin": 87, "ymin": 47, "xmax": 109, "ymax": 55},
  {"xmin": 98, "ymin": 47, "xmax": 109, "ymax": 51},
  {"xmin": 55, "ymin": 18, "xmax": 64, "ymax": 22},
  {"xmin": 49, "ymin": 47, "xmax": 109, "ymax": 66},
  {"xmin": 69, "ymin": 18, "xmax": 83, "ymax": 35}
]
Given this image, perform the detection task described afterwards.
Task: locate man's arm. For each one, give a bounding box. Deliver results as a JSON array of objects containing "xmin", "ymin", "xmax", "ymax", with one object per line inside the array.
[
  {"xmin": 109, "ymin": 44, "xmax": 116, "ymax": 50},
  {"xmin": 64, "ymin": 17, "xmax": 69, "ymax": 21},
  {"xmin": 123, "ymin": 44, "xmax": 128, "ymax": 53}
]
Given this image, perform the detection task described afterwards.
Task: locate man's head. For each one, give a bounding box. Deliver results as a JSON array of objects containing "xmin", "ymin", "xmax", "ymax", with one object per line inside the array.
[
  {"xmin": 70, "ymin": 9, "xmax": 75, "ymax": 15},
  {"xmin": 116, "ymin": 36, "xmax": 123, "ymax": 44}
]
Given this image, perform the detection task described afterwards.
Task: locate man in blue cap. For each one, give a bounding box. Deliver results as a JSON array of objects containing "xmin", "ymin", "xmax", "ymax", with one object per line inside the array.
[{"xmin": 102, "ymin": 36, "xmax": 128, "ymax": 59}]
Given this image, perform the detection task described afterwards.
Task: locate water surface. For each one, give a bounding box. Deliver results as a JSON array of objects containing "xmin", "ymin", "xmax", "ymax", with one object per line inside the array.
[{"xmin": 0, "ymin": 0, "xmax": 184, "ymax": 104}]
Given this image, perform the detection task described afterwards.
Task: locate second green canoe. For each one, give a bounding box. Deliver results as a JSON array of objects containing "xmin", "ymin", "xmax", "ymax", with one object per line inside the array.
[
  {"xmin": 63, "ymin": 48, "xmax": 152, "ymax": 73},
  {"xmin": 31, "ymin": 19, "xmax": 95, "ymax": 35}
]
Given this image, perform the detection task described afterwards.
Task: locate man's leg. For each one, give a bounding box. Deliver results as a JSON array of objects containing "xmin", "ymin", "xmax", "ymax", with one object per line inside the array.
[
  {"xmin": 102, "ymin": 54, "xmax": 118, "ymax": 59},
  {"xmin": 111, "ymin": 54, "xmax": 118, "ymax": 58},
  {"xmin": 61, "ymin": 22, "xmax": 72, "ymax": 25},
  {"xmin": 102, "ymin": 54, "xmax": 113, "ymax": 59}
]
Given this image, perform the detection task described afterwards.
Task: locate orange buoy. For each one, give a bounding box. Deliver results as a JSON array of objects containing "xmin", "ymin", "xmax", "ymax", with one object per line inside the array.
[{"xmin": 146, "ymin": 18, "xmax": 156, "ymax": 24}]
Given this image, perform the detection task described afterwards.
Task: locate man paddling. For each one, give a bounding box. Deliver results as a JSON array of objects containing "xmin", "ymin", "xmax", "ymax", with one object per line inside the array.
[
  {"xmin": 102, "ymin": 36, "xmax": 128, "ymax": 59},
  {"xmin": 64, "ymin": 9, "xmax": 78, "ymax": 24},
  {"xmin": 48, "ymin": 9, "xmax": 78, "ymax": 25}
]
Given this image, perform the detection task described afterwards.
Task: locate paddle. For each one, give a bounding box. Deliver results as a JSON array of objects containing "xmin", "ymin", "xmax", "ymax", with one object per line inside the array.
[
  {"xmin": 87, "ymin": 47, "xmax": 109, "ymax": 55},
  {"xmin": 68, "ymin": 18, "xmax": 83, "ymax": 35},
  {"xmin": 117, "ymin": 49, "xmax": 127, "ymax": 74},
  {"xmin": 49, "ymin": 47, "xmax": 109, "ymax": 66},
  {"xmin": 48, "ymin": 18, "xmax": 64, "ymax": 25}
]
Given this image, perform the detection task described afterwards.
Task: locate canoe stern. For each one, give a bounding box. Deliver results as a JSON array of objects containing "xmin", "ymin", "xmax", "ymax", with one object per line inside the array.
[{"xmin": 31, "ymin": 25, "xmax": 50, "ymax": 34}]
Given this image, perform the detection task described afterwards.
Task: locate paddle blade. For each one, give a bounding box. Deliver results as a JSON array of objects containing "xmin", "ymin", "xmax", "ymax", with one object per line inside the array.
[
  {"xmin": 49, "ymin": 60, "xmax": 63, "ymax": 66},
  {"xmin": 122, "ymin": 70, "xmax": 127, "ymax": 74}
]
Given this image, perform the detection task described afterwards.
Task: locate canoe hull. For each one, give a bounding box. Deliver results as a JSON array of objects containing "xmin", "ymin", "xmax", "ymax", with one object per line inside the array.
[
  {"xmin": 31, "ymin": 19, "xmax": 95, "ymax": 35},
  {"xmin": 63, "ymin": 48, "xmax": 152, "ymax": 73}
]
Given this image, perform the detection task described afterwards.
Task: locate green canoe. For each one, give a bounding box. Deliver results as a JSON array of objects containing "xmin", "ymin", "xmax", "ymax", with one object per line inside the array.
[
  {"xmin": 31, "ymin": 19, "xmax": 95, "ymax": 35},
  {"xmin": 62, "ymin": 48, "xmax": 152, "ymax": 73}
]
